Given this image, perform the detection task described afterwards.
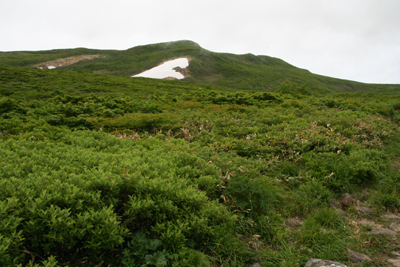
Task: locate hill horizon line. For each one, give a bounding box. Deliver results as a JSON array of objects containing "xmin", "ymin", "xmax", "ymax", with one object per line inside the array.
[{"xmin": 1, "ymin": 40, "xmax": 399, "ymax": 93}]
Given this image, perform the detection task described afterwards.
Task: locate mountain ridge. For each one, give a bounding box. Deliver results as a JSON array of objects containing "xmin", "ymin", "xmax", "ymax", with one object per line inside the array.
[{"xmin": 1, "ymin": 40, "xmax": 399, "ymax": 94}]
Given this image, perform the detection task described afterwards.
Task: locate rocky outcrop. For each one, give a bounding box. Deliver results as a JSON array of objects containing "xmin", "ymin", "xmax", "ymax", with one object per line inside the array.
[
  {"xmin": 305, "ymin": 258, "xmax": 347, "ymax": 267},
  {"xmin": 383, "ymin": 214, "xmax": 400, "ymax": 222},
  {"xmin": 389, "ymin": 252, "xmax": 400, "ymax": 267},
  {"xmin": 173, "ymin": 66, "xmax": 190, "ymax": 78},
  {"xmin": 390, "ymin": 223, "xmax": 400, "ymax": 232},
  {"xmin": 340, "ymin": 193, "xmax": 353, "ymax": 209},
  {"xmin": 358, "ymin": 219, "xmax": 381, "ymax": 227},
  {"xmin": 356, "ymin": 206, "xmax": 373, "ymax": 215},
  {"xmin": 388, "ymin": 259, "xmax": 400, "ymax": 267},
  {"xmin": 348, "ymin": 249, "xmax": 372, "ymax": 264},
  {"xmin": 369, "ymin": 227, "xmax": 397, "ymax": 236},
  {"xmin": 284, "ymin": 194, "xmax": 400, "ymax": 267}
]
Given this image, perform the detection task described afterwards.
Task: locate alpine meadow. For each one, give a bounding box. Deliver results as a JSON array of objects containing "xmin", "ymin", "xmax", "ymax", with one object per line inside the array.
[{"xmin": 1, "ymin": 40, "xmax": 400, "ymax": 267}]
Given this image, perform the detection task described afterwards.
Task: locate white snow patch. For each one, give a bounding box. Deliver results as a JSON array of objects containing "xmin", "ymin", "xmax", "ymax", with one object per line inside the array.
[
  {"xmin": 132, "ymin": 58, "xmax": 189, "ymax": 79},
  {"xmin": 48, "ymin": 66, "xmax": 56, "ymax": 69}
]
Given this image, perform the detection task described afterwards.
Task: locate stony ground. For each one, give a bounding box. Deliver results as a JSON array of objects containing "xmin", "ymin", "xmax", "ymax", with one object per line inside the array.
[{"xmin": 303, "ymin": 193, "xmax": 400, "ymax": 267}]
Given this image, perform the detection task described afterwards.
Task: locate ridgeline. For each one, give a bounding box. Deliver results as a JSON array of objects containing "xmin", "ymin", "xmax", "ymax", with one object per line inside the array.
[{"xmin": 2, "ymin": 40, "xmax": 399, "ymax": 94}]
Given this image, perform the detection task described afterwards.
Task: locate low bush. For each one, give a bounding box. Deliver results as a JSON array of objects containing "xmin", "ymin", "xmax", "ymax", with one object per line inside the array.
[{"xmin": 0, "ymin": 132, "xmax": 247, "ymax": 266}]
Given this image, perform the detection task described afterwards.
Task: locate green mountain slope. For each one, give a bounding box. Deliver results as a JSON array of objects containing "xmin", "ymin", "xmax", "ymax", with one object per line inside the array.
[
  {"xmin": 1, "ymin": 40, "xmax": 399, "ymax": 94},
  {"xmin": 0, "ymin": 64, "xmax": 237, "ymax": 101},
  {"xmin": 1, "ymin": 55, "xmax": 400, "ymax": 266}
]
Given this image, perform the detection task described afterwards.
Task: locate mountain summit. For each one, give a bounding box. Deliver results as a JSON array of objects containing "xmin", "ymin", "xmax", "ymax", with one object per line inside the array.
[{"xmin": 1, "ymin": 40, "xmax": 399, "ymax": 93}]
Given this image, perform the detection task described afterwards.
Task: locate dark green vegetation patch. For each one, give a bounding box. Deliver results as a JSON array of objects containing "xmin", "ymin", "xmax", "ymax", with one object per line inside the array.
[{"xmin": 0, "ymin": 45, "xmax": 400, "ymax": 266}]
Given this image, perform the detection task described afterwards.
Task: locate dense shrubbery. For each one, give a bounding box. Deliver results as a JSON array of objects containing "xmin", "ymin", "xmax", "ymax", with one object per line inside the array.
[
  {"xmin": 0, "ymin": 132, "xmax": 247, "ymax": 266},
  {"xmin": 1, "ymin": 65, "xmax": 400, "ymax": 266}
]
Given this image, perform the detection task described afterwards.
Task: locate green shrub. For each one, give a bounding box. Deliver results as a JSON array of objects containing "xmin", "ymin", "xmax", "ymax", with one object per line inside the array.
[
  {"xmin": 0, "ymin": 198, "xmax": 24, "ymax": 266},
  {"xmin": 121, "ymin": 232, "xmax": 168, "ymax": 267},
  {"xmin": 295, "ymin": 209, "xmax": 348, "ymax": 261},
  {"xmin": 372, "ymin": 192, "xmax": 400, "ymax": 212},
  {"xmin": 0, "ymin": 132, "xmax": 250, "ymax": 265},
  {"xmin": 173, "ymin": 248, "xmax": 212, "ymax": 267},
  {"xmin": 225, "ymin": 175, "xmax": 282, "ymax": 217},
  {"xmin": 304, "ymin": 148, "xmax": 388, "ymax": 192},
  {"xmin": 289, "ymin": 179, "xmax": 333, "ymax": 216}
]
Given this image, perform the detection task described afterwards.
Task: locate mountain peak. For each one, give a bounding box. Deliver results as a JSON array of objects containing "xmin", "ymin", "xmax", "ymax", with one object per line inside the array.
[{"xmin": 1, "ymin": 40, "xmax": 399, "ymax": 93}]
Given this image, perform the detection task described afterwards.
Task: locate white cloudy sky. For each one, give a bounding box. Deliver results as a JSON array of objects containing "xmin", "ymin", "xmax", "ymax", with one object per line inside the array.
[{"xmin": 1, "ymin": 0, "xmax": 399, "ymax": 84}]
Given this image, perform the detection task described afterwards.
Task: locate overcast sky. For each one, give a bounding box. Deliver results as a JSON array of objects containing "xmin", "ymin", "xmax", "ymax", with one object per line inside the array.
[{"xmin": 1, "ymin": 0, "xmax": 399, "ymax": 84}]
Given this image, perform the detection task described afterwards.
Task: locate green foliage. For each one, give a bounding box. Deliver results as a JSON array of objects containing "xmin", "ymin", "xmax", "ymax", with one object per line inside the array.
[
  {"xmin": 295, "ymin": 209, "xmax": 348, "ymax": 260},
  {"xmin": 1, "ymin": 54, "xmax": 400, "ymax": 266},
  {"xmin": 260, "ymin": 208, "xmax": 349, "ymax": 266},
  {"xmin": 289, "ymin": 178, "xmax": 333, "ymax": 216},
  {"xmin": 18, "ymin": 256, "xmax": 61, "ymax": 267},
  {"xmin": 372, "ymin": 192, "xmax": 400, "ymax": 212},
  {"xmin": 0, "ymin": 132, "xmax": 246, "ymax": 265},
  {"xmin": 276, "ymin": 81, "xmax": 312, "ymax": 97},
  {"xmin": 225, "ymin": 175, "xmax": 282, "ymax": 217},
  {"xmin": 0, "ymin": 198, "xmax": 25, "ymax": 266},
  {"xmin": 121, "ymin": 232, "xmax": 168, "ymax": 267},
  {"xmin": 303, "ymin": 148, "xmax": 389, "ymax": 192},
  {"xmin": 172, "ymin": 248, "xmax": 211, "ymax": 267}
]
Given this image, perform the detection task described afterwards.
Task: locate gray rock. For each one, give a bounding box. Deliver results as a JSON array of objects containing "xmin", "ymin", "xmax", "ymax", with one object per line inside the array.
[
  {"xmin": 388, "ymin": 259, "xmax": 400, "ymax": 267},
  {"xmin": 382, "ymin": 214, "xmax": 400, "ymax": 222},
  {"xmin": 356, "ymin": 207, "xmax": 373, "ymax": 215},
  {"xmin": 358, "ymin": 219, "xmax": 379, "ymax": 227},
  {"xmin": 391, "ymin": 251, "xmax": 400, "ymax": 258},
  {"xmin": 250, "ymin": 263, "xmax": 261, "ymax": 267},
  {"xmin": 305, "ymin": 258, "xmax": 348, "ymax": 267},
  {"xmin": 390, "ymin": 223, "xmax": 400, "ymax": 232},
  {"xmin": 369, "ymin": 227, "xmax": 397, "ymax": 236},
  {"xmin": 348, "ymin": 249, "xmax": 372, "ymax": 264},
  {"xmin": 341, "ymin": 193, "xmax": 353, "ymax": 209}
]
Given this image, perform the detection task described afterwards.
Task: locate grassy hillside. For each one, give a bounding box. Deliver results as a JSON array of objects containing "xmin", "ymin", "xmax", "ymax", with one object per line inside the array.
[
  {"xmin": 1, "ymin": 64, "xmax": 400, "ymax": 266},
  {"xmin": 2, "ymin": 40, "xmax": 399, "ymax": 94},
  {"xmin": 0, "ymin": 65, "xmax": 236, "ymax": 100}
]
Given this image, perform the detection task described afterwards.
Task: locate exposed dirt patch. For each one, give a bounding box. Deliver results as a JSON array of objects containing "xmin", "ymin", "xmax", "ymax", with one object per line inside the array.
[
  {"xmin": 285, "ymin": 217, "xmax": 303, "ymax": 231},
  {"xmin": 164, "ymin": 77, "xmax": 178, "ymax": 80},
  {"xmin": 31, "ymin": 54, "xmax": 106, "ymax": 69}
]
